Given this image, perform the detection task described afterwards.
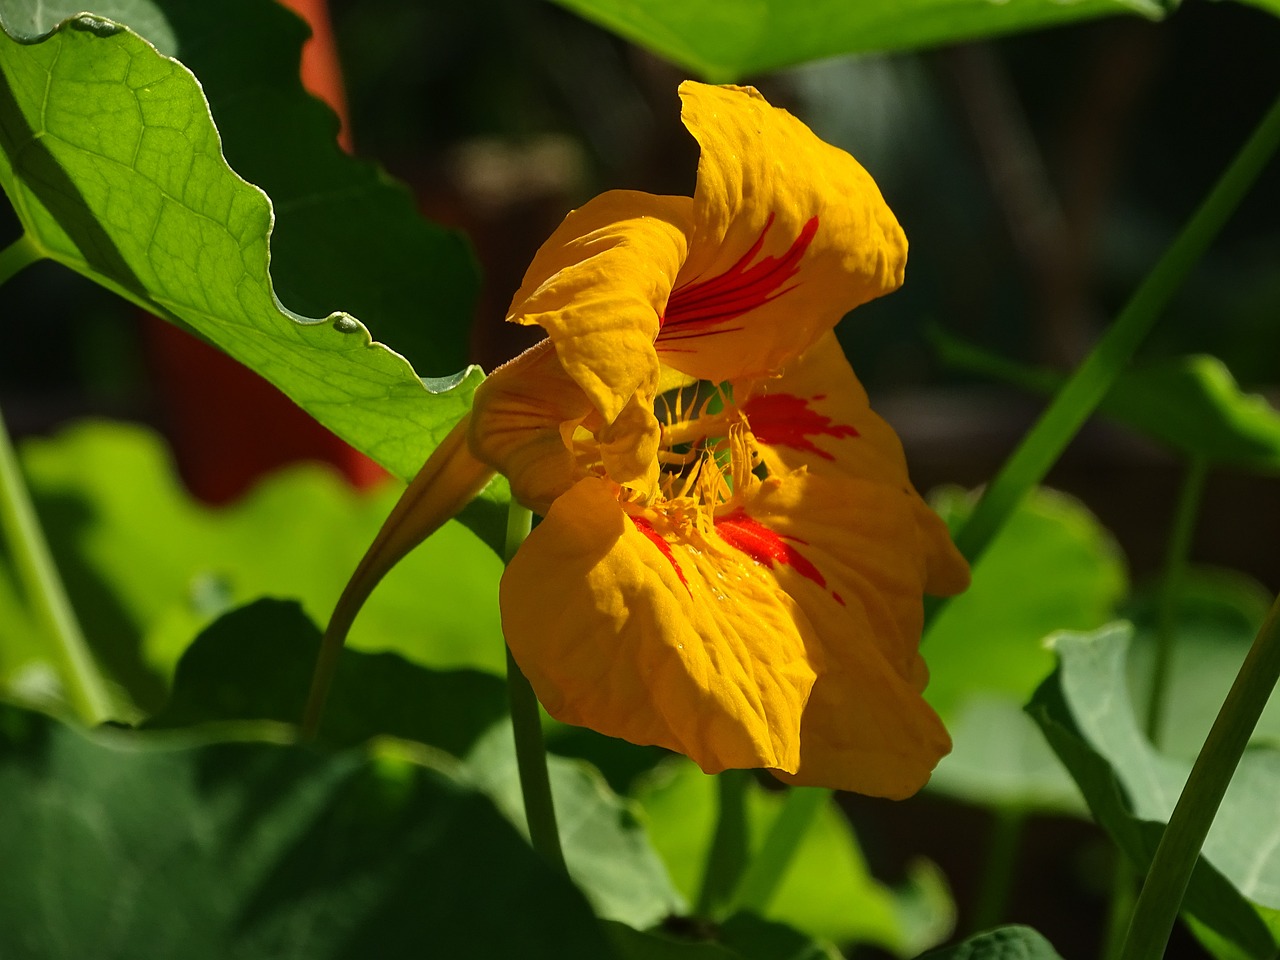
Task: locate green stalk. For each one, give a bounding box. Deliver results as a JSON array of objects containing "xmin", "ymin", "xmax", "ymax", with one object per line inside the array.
[
  {"xmin": 948, "ymin": 90, "xmax": 1280, "ymax": 572},
  {"xmin": 695, "ymin": 768, "xmax": 751, "ymax": 918},
  {"xmin": 502, "ymin": 502, "xmax": 567, "ymax": 874},
  {"xmin": 731, "ymin": 786, "xmax": 830, "ymax": 915},
  {"xmin": 0, "ymin": 234, "xmax": 42, "ymax": 286},
  {"xmin": 1119, "ymin": 591, "xmax": 1280, "ymax": 960},
  {"xmin": 1145, "ymin": 458, "xmax": 1207, "ymax": 745},
  {"xmin": 0, "ymin": 408, "xmax": 111, "ymax": 723},
  {"xmin": 968, "ymin": 809, "xmax": 1026, "ymax": 933}
]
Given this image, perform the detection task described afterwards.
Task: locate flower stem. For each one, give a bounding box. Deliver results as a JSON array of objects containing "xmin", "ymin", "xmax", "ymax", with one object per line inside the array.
[
  {"xmin": 948, "ymin": 89, "xmax": 1280, "ymax": 572},
  {"xmin": 731, "ymin": 785, "xmax": 830, "ymax": 915},
  {"xmin": 1145, "ymin": 457, "xmax": 1207, "ymax": 744},
  {"xmin": 968, "ymin": 808, "xmax": 1026, "ymax": 933},
  {"xmin": 1119, "ymin": 590, "xmax": 1280, "ymax": 960},
  {"xmin": 502, "ymin": 501, "xmax": 567, "ymax": 874},
  {"xmin": 695, "ymin": 768, "xmax": 751, "ymax": 918},
  {"xmin": 0, "ymin": 408, "xmax": 111, "ymax": 723},
  {"xmin": 0, "ymin": 234, "xmax": 42, "ymax": 287}
]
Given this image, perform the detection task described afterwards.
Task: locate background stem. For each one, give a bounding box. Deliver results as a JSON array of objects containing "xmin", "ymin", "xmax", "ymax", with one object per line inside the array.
[
  {"xmin": 695, "ymin": 768, "xmax": 751, "ymax": 918},
  {"xmin": 731, "ymin": 785, "xmax": 829, "ymax": 916},
  {"xmin": 0, "ymin": 234, "xmax": 41, "ymax": 286}
]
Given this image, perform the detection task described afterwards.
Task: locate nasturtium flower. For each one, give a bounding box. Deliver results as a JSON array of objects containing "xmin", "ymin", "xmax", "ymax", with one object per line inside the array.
[{"xmin": 331, "ymin": 81, "xmax": 968, "ymax": 799}]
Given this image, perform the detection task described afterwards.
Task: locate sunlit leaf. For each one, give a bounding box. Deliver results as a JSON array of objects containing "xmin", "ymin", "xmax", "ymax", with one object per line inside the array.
[
  {"xmin": 7, "ymin": 421, "xmax": 503, "ymax": 715},
  {"xmin": 466, "ymin": 724, "xmax": 686, "ymax": 930},
  {"xmin": 0, "ymin": 10, "xmax": 485, "ymax": 493},
  {"xmin": 636, "ymin": 759, "xmax": 947, "ymax": 954},
  {"xmin": 924, "ymin": 487, "xmax": 1127, "ymax": 812},
  {"xmin": 917, "ymin": 925, "xmax": 1065, "ymax": 960},
  {"xmin": 548, "ymin": 0, "xmax": 1167, "ymax": 82},
  {"xmin": 0, "ymin": 703, "xmax": 615, "ymax": 959},
  {"xmin": 147, "ymin": 598, "xmax": 507, "ymax": 758},
  {"xmin": 1027, "ymin": 625, "xmax": 1280, "ymax": 959}
]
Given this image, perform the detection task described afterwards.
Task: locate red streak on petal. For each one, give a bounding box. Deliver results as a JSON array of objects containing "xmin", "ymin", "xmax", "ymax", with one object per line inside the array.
[
  {"xmin": 659, "ymin": 215, "xmax": 819, "ymax": 336},
  {"xmin": 742, "ymin": 393, "xmax": 858, "ymax": 461},
  {"xmin": 631, "ymin": 516, "xmax": 691, "ymax": 594},
  {"xmin": 715, "ymin": 510, "xmax": 826, "ymax": 590}
]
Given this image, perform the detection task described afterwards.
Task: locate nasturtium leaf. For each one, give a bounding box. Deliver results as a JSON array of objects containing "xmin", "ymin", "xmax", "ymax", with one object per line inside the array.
[
  {"xmin": 604, "ymin": 914, "xmax": 843, "ymax": 960},
  {"xmin": 0, "ymin": 703, "xmax": 615, "ymax": 960},
  {"xmin": 636, "ymin": 759, "xmax": 948, "ymax": 954},
  {"xmin": 604, "ymin": 920, "xmax": 740, "ymax": 959},
  {"xmin": 548, "ymin": 0, "xmax": 1166, "ymax": 82},
  {"xmin": 466, "ymin": 724, "xmax": 686, "ymax": 930},
  {"xmin": 0, "ymin": 12, "xmax": 486, "ymax": 493},
  {"xmin": 923, "ymin": 487, "xmax": 1126, "ymax": 812},
  {"xmin": 147, "ymin": 598, "xmax": 507, "ymax": 758},
  {"xmin": 1027, "ymin": 625, "xmax": 1280, "ymax": 959},
  {"xmin": 917, "ymin": 925, "xmax": 1065, "ymax": 960},
  {"xmin": 7, "ymin": 421, "xmax": 504, "ymax": 716}
]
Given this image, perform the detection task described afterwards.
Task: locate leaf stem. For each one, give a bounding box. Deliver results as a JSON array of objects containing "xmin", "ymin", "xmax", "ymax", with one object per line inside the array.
[
  {"xmin": 968, "ymin": 808, "xmax": 1026, "ymax": 933},
  {"xmin": 0, "ymin": 408, "xmax": 111, "ymax": 723},
  {"xmin": 1119, "ymin": 590, "xmax": 1280, "ymax": 960},
  {"xmin": 1144, "ymin": 457, "xmax": 1207, "ymax": 744},
  {"xmin": 731, "ymin": 785, "xmax": 830, "ymax": 915},
  {"xmin": 947, "ymin": 89, "xmax": 1280, "ymax": 572},
  {"xmin": 695, "ymin": 768, "xmax": 751, "ymax": 918},
  {"xmin": 502, "ymin": 502, "xmax": 567, "ymax": 874},
  {"xmin": 0, "ymin": 234, "xmax": 42, "ymax": 287}
]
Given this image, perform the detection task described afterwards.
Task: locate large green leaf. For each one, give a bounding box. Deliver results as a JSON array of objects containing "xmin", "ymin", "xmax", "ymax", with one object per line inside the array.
[
  {"xmin": 147, "ymin": 598, "xmax": 508, "ymax": 758},
  {"xmin": 1027, "ymin": 625, "xmax": 1280, "ymax": 959},
  {"xmin": 918, "ymin": 926, "xmax": 1065, "ymax": 960},
  {"xmin": 0, "ymin": 703, "xmax": 615, "ymax": 959},
  {"xmin": 549, "ymin": 0, "xmax": 1167, "ymax": 82},
  {"xmin": 6, "ymin": 421, "xmax": 504, "ymax": 715},
  {"xmin": 0, "ymin": 9, "xmax": 482, "ymax": 486},
  {"xmin": 466, "ymin": 724, "xmax": 687, "ymax": 930},
  {"xmin": 923, "ymin": 487, "xmax": 1127, "ymax": 812},
  {"xmin": 636, "ymin": 759, "xmax": 949, "ymax": 954}
]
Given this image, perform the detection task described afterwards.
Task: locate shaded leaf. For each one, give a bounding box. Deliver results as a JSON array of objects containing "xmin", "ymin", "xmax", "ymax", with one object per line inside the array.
[
  {"xmin": 603, "ymin": 914, "xmax": 841, "ymax": 960},
  {"xmin": 466, "ymin": 724, "xmax": 687, "ymax": 929},
  {"xmin": 549, "ymin": 0, "xmax": 1166, "ymax": 83},
  {"xmin": 0, "ymin": 703, "xmax": 615, "ymax": 959},
  {"xmin": 924, "ymin": 487, "xmax": 1126, "ymax": 812},
  {"xmin": 1027, "ymin": 625, "xmax": 1280, "ymax": 959},
  {"xmin": 146, "ymin": 598, "xmax": 507, "ymax": 759},
  {"xmin": 918, "ymin": 925, "xmax": 1065, "ymax": 960}
]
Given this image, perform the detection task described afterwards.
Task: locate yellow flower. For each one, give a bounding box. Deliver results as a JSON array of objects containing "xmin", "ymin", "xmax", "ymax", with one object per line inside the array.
[
  {"xmin": 465, "ymin": 82, "xmax": 968, "ymax": 799},
  {"xmin": 325, "ymin": 81, "xmax": 968, "ymax": 799}
]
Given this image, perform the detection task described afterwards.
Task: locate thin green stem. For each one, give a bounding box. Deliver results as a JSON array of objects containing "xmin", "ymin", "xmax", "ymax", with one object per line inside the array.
[
  {"xmin": 946, "ymin": 89, "xmax": 1280, "ymax": 575},
  {"xmin": 1103, "ymin": 855, "xmax": 1137, "ymax": 960},
  {"xmin": 731, "ymin": 786, "xmax": 830, "ymax": 915},
  {"xmin": 1145, "ymin": 458, "xmax": 1208, "ymax": 745},
  {"xmin": 695, "ymin": 768, "xmax": 751, "ymax": 918},
  {"xmin": 968, "ymin": 809, "xmax": 1026, "ymax": 934},
  {"xmin": 1119, "ymin": 591, "xmax": 1280, "ymax": 960},
  {"xmin": 502, "ymin": 502, "xmax": 567, "ymax": 874},
  {"xmin": 0, "ymin": 234, "xmax": 42, "ymax": 287},
  {"xmin": 0, "ymin": 408, "xmax": 111, "ymax": 723}
]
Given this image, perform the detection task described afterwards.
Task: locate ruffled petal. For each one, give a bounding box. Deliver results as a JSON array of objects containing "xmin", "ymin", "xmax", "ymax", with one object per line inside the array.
[
  {"xmin": 742, "ymin": 332, "xmax": 970, "ymax": 598},
  {"xmin": 656, "ymin": 82, "xmax": 908, "ymax": 383},
  {"xmin": 505, "ymin": 189, "xmax": 694, "ymax": 432},
  {"xmin": 501, "ymin": 476, "xmax": 818, "ymax": 775}
]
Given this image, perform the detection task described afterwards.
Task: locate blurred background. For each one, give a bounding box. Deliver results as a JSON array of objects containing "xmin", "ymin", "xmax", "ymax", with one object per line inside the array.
[{"xmin": 1, "ymin": 1, "xmax": 1278, "ymax": 954}]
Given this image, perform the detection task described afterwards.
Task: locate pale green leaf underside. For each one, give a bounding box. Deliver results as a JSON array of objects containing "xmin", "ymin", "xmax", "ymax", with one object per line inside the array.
[
  {"xmin": 0, "ymin": 15, "xmax": 475, "ymax": 483},
  {"xmin": 550, "ymin": 0, "xmax": 1169, "ymax": 82}
]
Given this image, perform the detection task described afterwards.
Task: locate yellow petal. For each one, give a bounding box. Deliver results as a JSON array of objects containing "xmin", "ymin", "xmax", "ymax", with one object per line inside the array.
[
  {"xmin": 500, "ymin": 476, "xmax": 817, "ymax": 775},
  {"xmin": 506, "ymin": 189, "xmax": 694, "ymax": 430},
  {"xmin": 658, "ymin": 82, "xmax": 908, "ymax": 383}
]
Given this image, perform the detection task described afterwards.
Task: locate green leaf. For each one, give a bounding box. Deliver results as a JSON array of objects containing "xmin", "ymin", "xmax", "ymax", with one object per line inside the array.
[
  {"xmin": 636, "ymin": 759, "xmax": 946, "ymax": 954},
  {"xmin": 548, "ymin": 0, "xmax": 1167, "ymax": 82},
  {"xmin": 604, "ymin": 920, "xmax": 740, "ymax": 959},
  {"xmin": 7, "ymin": 421, "xmax": 504, "ymax": 714},
  {"xmin": 603, "ymin": 914, "xmax": 843, "ymax": 960},
  {"xmin": 923, "ymin": 487, "xmax": 1127, "ymax": 812},
  {"xmin": 466, "ymin": 724, "xmax": 687, "ymax": 929},
  {"xmin": 917, "ymin": 925, "xmax": 1065, "ymax": 960},
  {"xmin": 146, "ymin": 598, "xmax": 507, "ymax": 758},
  {"xmin": 0, "ymin": 703, "xmax": 616, "ymax": 959},
  {"xmin": 0, "ymin": 10, "xmax": 482, "ymax": 487},
  {"xmin": 1027, "ymin": 624, "xmax": 1280, "ymax": 959}
]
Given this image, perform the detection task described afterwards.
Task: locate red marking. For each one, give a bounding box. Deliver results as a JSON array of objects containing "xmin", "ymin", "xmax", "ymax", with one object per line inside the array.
[
  {"xmin": 714, "ymin": 510, "xmax": 826, "ymax": 590},
  {"xmin": 631, "ymin": 516, "xmax": 691, "ymax": 594},
  {"xmin": 659, "ymin": 215, "xmax": 819, "ymax": 338},
  {"xmin": 742, "ymin": 393, "xmax": 858, "ymax": 460}
]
